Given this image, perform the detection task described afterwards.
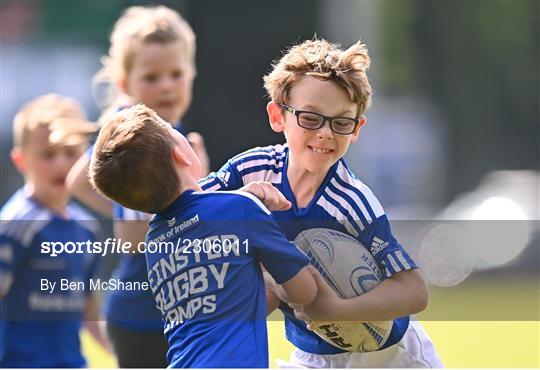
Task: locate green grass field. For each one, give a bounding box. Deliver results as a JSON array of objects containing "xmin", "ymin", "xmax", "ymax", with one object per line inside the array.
[
  {"xmin": 82, "ymin": 278, "xmax": 540, "ymax": 368},
  {"xmin": 82, "ymin": 320, "xmax": 540, "ymax": 368}
]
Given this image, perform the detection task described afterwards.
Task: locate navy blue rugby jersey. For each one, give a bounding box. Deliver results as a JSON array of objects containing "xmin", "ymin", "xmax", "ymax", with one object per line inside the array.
[
  {"xmin": 145, "ymin": 190, "xmax": 309, "ymax": 368},
  {"xmin": 102, "ymin": 121, "xmax": 185, "ymax": 332},
  {"xmin": 199, "ymin": 144, "xmax": 417, "ymax": 355},
  {"xmin": 0, "ymin": 189, "xmax": 100, "ymax": 367}
]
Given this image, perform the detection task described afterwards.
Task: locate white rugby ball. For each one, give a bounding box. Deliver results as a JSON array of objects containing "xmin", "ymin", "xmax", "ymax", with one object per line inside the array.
[{"xmin": 294, "ymin": 228, "xmax": 393, "ymax": 352}]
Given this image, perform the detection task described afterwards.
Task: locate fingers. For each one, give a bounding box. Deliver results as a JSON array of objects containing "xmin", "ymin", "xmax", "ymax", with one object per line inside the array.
[
  {"xmin": 292, "ymin": 307, "xmax": 314, "ymax": 331},
  {"xmin": 261, "ymin": 183, "xmax": 291, "ymax": 211},
  {"xmin": 274, "ymin": 188, "xmax": 292, "ymax": 211},
  {"xmin": 307, "ymin": 266, "xmax": 338, "ymax": 296},
  {"xmin": 186, "ymin": 131, "xmax": 204, "ymax": 147},
  {"xmin": 241, "ymin": 183, "xmax": 265, "ymax": 204},
  {"xmin": 242, "ymin": 181, "xmax": 292, "ymax": 211},
  {"xmin": 293, "ymin": 307, "xmax": 309, "ymax": 322}
]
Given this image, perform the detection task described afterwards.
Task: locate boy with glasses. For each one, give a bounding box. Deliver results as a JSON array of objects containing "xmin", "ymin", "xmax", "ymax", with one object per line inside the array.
[{"xmin": 199, "ymin": 38, "xmax": 443, "ymax": 368}]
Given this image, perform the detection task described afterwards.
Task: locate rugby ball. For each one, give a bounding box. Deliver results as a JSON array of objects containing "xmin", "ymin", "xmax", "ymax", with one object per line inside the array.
[{"xmin": 294, "ymin": 228, "xmax": 393, "ymax": 352}]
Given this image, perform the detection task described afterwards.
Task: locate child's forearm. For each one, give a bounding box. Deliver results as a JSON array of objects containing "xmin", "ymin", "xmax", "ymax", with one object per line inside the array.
[
  {"xmin": 266, "ymin": 289, "xmax": 281, "ymax": 316},
  {"xmin": 84, "ymin": 296, "xmax": 112, "ymax": 352},
  {"xmin": 66, "ymin": 154, "xmax": 112, "ymax": 216},
  {"xmin": 331, "ymin": 269, "xmax": 428, "ymax": 322},
  {"xmin": 262, "ymin": 270, "xmax": 294, "ymax": 304}
]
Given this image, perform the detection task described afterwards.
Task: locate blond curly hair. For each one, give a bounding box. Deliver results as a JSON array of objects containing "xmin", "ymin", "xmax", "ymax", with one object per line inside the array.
[{"xmin": 264, "ymin": 38, "xmax": 372, "ymax": 115}]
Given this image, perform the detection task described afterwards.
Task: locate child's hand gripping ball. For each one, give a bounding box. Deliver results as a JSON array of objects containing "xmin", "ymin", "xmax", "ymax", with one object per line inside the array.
[{"xmin": 293, "ymin": 228, "xmax": 393, "ymax": 352}]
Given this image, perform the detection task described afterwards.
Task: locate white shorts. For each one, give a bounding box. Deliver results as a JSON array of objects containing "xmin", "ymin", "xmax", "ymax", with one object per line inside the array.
[{"xmin": 277, "ymin": 321, "xmax": 444, "ymax": 368}]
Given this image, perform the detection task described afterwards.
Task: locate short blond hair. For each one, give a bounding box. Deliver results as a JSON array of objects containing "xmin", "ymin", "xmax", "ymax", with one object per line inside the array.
[
  {"xmin": 264, "ymin": 38, "xmax": 372, "ymax": 115},
  {"xmin": 13, "ymin": 93, "xmax": 95, "ymax": 148},
  {"xmin": 95, "ymin": 5, "xmax": 196, "ymax": 108},
  {"xmin": 89, "ymin": 104, "xmax": 180, "ymax": 214}
]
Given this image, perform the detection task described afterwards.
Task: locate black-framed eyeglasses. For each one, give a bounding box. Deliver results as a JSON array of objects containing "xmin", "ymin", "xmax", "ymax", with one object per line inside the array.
[{"xmin": 281, "ymin": 103, "xmax": 360, "ymax": 135}]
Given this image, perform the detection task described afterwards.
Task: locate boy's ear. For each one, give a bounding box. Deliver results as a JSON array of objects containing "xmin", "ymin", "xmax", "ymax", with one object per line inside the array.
[
  {"xmin": 267, "ymin": 102, "xmax": 286, "ymax": 133},
  {"xmin": 350, "ymin": 116, "xmax": 367, "ymax": 143},
  {"xmin": 10, "ymin": 147, "xmax": 25, "ymax": 173},
  {"xmin": 172, "ymin": 146, "xmax": 192, "ymax": 168}
]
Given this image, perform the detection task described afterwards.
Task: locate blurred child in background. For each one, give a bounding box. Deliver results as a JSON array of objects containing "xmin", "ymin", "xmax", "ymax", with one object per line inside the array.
[{"xmin": 0, "ymin": 94, "xmax": 107, "ymax": 367}]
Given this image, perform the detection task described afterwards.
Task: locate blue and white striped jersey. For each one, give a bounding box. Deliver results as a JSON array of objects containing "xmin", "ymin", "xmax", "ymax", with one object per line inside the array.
[
  {"xmin": 0, "ymin": 189, "xmax": 100, "ymax": 367},
  {"xmin": 199, "ymin": 144, "xmax": 417, "ymax": 354}
]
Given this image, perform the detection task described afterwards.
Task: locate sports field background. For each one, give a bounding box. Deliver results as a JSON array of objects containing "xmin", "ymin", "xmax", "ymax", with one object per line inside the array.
[{"xmin": 82, "ymin": 278, "xmax": 540, "ymax": 368}]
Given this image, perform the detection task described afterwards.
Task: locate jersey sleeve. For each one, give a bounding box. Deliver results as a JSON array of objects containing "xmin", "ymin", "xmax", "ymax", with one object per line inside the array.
[
  {"xmin": 358, "ymin": 214, "xmax": 417, "ymax": 278},
  {"xmin": 240, "ymin": 192, "xmax": 309, "ymax": 284},
  {"xmin": 0, "ymin": 226, "xmax": 26, "ymax": 297},
  {"xmin": 113, "ymin": 202, "xmax": 151, "ymax": 221},
  {"xmin": 198, "ymin": 159, "xmax": 243, "ymax": 192}
]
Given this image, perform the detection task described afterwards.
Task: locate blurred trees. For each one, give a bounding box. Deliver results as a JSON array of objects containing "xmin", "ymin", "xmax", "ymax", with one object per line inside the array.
[{"xmin": 380, "ymin": 0, "xmax": 539, "ymax": 200}]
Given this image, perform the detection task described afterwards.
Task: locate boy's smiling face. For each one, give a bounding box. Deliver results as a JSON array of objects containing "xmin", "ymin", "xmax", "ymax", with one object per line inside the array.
[{"xmin": 268, "ymin": 76, "xmax": 365, "ymax": 175}]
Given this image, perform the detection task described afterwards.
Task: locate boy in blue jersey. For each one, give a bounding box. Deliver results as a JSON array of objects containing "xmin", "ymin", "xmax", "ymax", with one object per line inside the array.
[
  {"xmin": 66, "ymin": 7, "xmax": 211, "ymax": 366},
  {"xmin": 0, "ymin": 94, "xmax": 108, "ymax": 367},
  {"xmin": 198, "ymin": 39, "xmax": 443, "ymax": 367},
  {"xmin": 89, "ymin": 104, "xmax": 318, "ymax": 368}
]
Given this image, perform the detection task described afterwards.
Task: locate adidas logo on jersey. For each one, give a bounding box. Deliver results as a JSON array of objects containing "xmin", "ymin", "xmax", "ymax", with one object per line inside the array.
[
  {"xmin": 371, "ymin": 237, "xmax": 389, "ymax": 255},
  {"xmin": 217, "ymin": 171, "xmax": 231, "ymax": 186}
]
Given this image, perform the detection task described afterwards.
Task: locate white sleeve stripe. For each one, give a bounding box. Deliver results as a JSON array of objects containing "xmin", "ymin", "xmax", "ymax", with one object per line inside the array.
[
  {"xmin": 205, "ymin": 183, "xmax": 222, "ymax": 192},
  {"xmin": 329, "ymin": 178, "xmax": 372, "ymax": 224},
  {"xmin": 231, "ymin": 147, "xmax": 283, "ymax": 163},
  {"xmin": 231, "ymin": 147, "xmax": 274, "ymax": 161},
  {"xmin": 387, "ymin": 253, "xmax": 401, "ymax": 273},
  {"xmin": 325, "ymin": 187, "xmax": 365, "ymax": 231},
  {"xmin": 336, "ymin": 162, "xmax": 385, "ymax": 217},
  {"xmin": 198, "ymin": 177, "xmax": 216, "ymax": 187},
  {"xmin": 394, "ymin": 250, "xmax": 412, "ymax": 270},
  {"xmin": 123, "ymin": 208, "xmax": 135, "ymax": 220},
  {"xmin": 236, "ymin": 158, "xmax": 284, "ymax": 172},
  {"xmin": 316, "ymin": 196, "xmax": 359, "ymax": 237},
  {"xmin": 21, "ymin": 220, "xmax": 49, "ymax": 247},
  {"xmin": 242, "ymin": 170, "xmax": 283, "ymax": 185},
  {"xmin": 233, "ymin": 150, "xmax": 286, "ymax": 163},
  {"xmin": 0, "ymin": 271, "xmax": 14, "ymax": 295}
]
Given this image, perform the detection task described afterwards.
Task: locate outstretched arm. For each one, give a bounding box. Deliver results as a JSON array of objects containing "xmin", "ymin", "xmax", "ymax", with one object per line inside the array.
[
  {"xmin": 293, "ymin": 268, "xmax": 428, "ymax": 322},
  {"xmin": 66, "ymin": 153, "xmax": 112, "ymax": 216}
]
